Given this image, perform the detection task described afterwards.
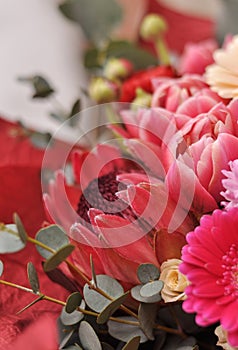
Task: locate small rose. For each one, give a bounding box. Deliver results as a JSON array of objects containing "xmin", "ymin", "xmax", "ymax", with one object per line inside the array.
[
  {"xmin": 215, "ymin": 325, "xmax": 238, "ymax": 350},
  {"xmin": 160, "ymin": 259, "xmax": 189, "ymax": 302}
]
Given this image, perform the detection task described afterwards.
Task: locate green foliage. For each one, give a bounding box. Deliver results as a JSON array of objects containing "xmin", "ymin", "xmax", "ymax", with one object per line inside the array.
[
  {"xmin": 43, "ymin": 244, "xmax": 75, "ymax": 272},
  {"xmin": 18, "ymin": 75, "xmax": 54, "ymax": 98},
  {"xmin": 27, "ymin": 262, "xmax": 40, "ymax": 294},
  {"xmin": 96, "ymin": 292, "xmax": 129, "ymax": 324},
  {"xmin": 59, "ymin": 0, "xmax": 122, "ymax": 45},
  {"xmin": 79, "ymin": 321, "xmax": 102, "ymax": 350},
  {"xmin": 0, "ymin": 224, "xmax": 26, "ymax": 253}
]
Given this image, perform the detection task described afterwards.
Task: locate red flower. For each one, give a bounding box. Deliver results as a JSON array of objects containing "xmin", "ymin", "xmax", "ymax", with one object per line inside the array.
[{"xmin": 119, "ymin": 65, "xmax": 175, "ymax": 102}]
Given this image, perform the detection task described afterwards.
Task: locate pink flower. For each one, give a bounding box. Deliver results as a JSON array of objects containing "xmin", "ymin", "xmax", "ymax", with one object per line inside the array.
[
  {"xmin": 188, "ymin": 133, "xmax": 238, "ymax": 203},
  {"xmin": 180, "ymin": 99, "xmax": 238, "ymax": 144},
  {"xmin": 180, "ymin": 208, "xmax": 238, "ymax": 347},
  {"xmin": 151, "ymin": 74, "xmax": 218, "ymax": 112},
  {"xmin": 45, "ymin": 143, "xmax": 196, "ymax": 287},
  {"xmin": 221, "ymin": 159, "xmax": 238, "ymax": 209},
  {"xmin": 179, "ymin": 39, "xmax": 218, "ymax": 75}
]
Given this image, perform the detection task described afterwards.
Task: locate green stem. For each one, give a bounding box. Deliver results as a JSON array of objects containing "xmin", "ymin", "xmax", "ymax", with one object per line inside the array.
[{"xmin": 155, "ymin": 36, "xmax": 170, "ymax": 65}]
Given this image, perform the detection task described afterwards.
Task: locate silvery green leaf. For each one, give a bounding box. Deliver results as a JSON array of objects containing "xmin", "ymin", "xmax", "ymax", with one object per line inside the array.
[
  {"xmin": 59, "ymin": 329, "xmax": 75, "ymax": 349},
  {"xmin": 108, "ymin": 316, "xmax": 148, "ymax": 343},
  {"xmin": 137, "ymin": 264, "xmax": 160, "ymax": 284},
  {"xmin": 97, "ymin": 292, "xmax": 129, "ymax": 324},
  {"xmin": 27, "ymin": 262, "xmax": 40, "ymax": 294},
  {"xmin": 79, "ymin": 321, "xmax": 102, "ymax": 350},
  {"xmin": 0, "ymin": 224, "xmax": 26, "ymax": 253},
  {"xmin": 13, "ymin": 213, "xmax": 28, "ymax": 244},
  {"xmin": 122, "ymin": 336, "xmax": 140, "ymax": 350},
  {"xmin": 35, "ymin": 225, "xmax": 69, "ymax": 259},
  {"xmin": 59, "ymin": 0, "xmax": 122, "ymax": 45},
  {"xmin": 66, "ymin": 292, "xmax": 82, "ymax": 313},
  {"xmin": 131, "ymin": 285, "xmax": 162, "ymax": 303},
  {"xmin": 83, "ymin": 274, "xmax": 124, "ymax": 312},
  {"xmin": 138, "ymin": 303, "xmax": 157, "ymax": 340},
  {"xmin": 43, "ymin": 244, "xmax": 75, "ymax": 272},
  {"xmin": 162, "ymin": 335, "xmax": 197, "ymax": 350},
  {"xmin": 60, "ymin": 300, "xmax": 85, "ymax": 325},
  {"xmin": 140, "ymin": 280, "xmax": 164, "ymax": 298}
]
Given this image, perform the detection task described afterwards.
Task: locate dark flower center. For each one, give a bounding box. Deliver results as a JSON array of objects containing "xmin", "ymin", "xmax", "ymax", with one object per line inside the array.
[{"xmin": 77, "ymin": 170, "xmax": 130, "ymax": 223}]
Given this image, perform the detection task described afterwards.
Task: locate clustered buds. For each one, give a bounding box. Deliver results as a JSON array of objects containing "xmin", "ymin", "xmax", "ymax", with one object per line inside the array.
[
  {"xmin": 88, "ymin": 77, "xmax": 119, "ymax": 104},
  {"xmin": 140, "ymin": 14, "xmax": 168, "ymax": 42},
  {"xmin": 103, "ymin": 58, "xmax": 134, "ymax": 81}
]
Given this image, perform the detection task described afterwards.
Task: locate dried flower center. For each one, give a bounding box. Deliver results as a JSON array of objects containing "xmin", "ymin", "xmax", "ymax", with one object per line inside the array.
[
  {"xmin": 219, "ymin": 244, "xmax": 238, "ymax": 296},
  {"xmin": 77, "ymin": 170, "xmax": 130, "ymax": 222}
]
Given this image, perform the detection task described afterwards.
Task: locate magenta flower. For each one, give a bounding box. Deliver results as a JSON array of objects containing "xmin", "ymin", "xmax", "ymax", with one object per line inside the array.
[
  {"xmin": 180, "ymin": 208, "xmax": 238, "ymax": 347},
  {"xmin": 221, "ymin": 159, "xmax": 238, "ymax": 209}
]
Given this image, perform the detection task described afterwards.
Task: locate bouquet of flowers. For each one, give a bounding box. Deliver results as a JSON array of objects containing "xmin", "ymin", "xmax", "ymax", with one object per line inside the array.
[{"xmin": 1, "ymin": 3, "xmax": 238, "ymax": 350}]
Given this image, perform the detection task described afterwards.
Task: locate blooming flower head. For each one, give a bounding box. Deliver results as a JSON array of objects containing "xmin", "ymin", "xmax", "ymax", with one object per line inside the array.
[
  {"xmin": 205, "ymin": 35, "xmax": 238, "ymax": 99},
  {"xmin": 160, "ymin": 258, "xmax": 189, "ymax": 302},
  {"xmin": 221, "ymin": 159, "xmax": 238, "ymax": 209},
  {"xmin": 180, "ymin": 208, "xmax": 238, "ymax": 347},
  {"xmin": 179, "ymin": 39, "xmax": 217, "ymax": 75}
]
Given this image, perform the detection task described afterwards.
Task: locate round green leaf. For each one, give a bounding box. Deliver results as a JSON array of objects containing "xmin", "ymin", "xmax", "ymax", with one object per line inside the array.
[
  {"xmin": 83, "ymin": 275, "xmax": 124, "ymax": 312},
  {"xmin": 108, "ymin": 316, "xmax": 148, "ymax": 343},
  {"xmin": 60, "ymin": 300, "xmax": 85, "ymax": 325},
  {"xmin": 35, "ymin": 225, "xmax": 69, "ymax": 259},
  {"xmin": 97, "ymin": 291, "xmax": 129, "ymax": 324},
  {"xmin": 0, "ymin": 224, "xmax": 26, "ymax": 253},
  {"xmin": 43, "ymin": 244, "xmax": 75, "ymax": 272},
  {"xmin": 131, "ymin": 285, "xmax": 162, "ymax": 303},
  {"xmin": 13, "ymin": 213, "xmax": 28, "ymax": 244},
  {"xmin": 65, "ymin": 292, "xmax": 82, "ymax": 314},
  {"xmin": 78, "ymin": 321, "xmax": 102, "ymax": 350},
  {"xmin": 137, "ymin": 264, "xmax": 160, "ymax": 284},
  {"xmin": 0, "ymin": 261, "xmax": 4, "ymax": 277},
  {"xmin": 138, "ymin": 303, "xmax": 157, "ymax": 341},
  {"xmin": 27, "ymin": 262, "xmax": 40, "ymax": 294},
  {"xmin": 59, "ymin": 329, "xmax": 75, "ymax": 349},
  {"xmin": 122, "ymin": 336, "xmax": 140, "ymax": 350},
  {"xmin": 140, "ymin": 280, "xmax": 164, "ymax": 298}
]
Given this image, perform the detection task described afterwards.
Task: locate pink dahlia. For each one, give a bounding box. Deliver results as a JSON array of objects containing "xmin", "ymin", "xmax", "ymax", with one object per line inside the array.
[
  {"xmin": 221, "ymin": 159, "xmax": 238, "ymax": 209},
  {"xmin": 180, "ymin": 208, "xmax": 238, "ymax": 347},
  {"xmin": 151, "ymin": 74, "xmax": 223, "ymax": 114}
]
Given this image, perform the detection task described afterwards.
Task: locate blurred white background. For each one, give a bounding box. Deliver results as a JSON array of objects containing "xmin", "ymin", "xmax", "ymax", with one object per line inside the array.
[{"xmin": 0, "ymin": 0, "xmax": 87, "ymax": 135}]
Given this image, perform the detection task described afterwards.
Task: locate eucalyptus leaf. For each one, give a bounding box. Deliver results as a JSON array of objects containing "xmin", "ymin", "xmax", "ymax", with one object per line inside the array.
[
  {"xmin": 0, "ymin": 224, "xmax": 26, "ymax": 253},
  {"xmin": 27, "ymin": 262, "xmax": 40, "ymax": 294},
  {"xmin": 131, "ymin": 285, "xmax": 162, "ymax": 303},
  {"xmin": 106, "ymin": 40, "xmax": 158, "ymax": 69},
  {"xmin": 0, "ymin": 261, "xmax": 3, "ymax": 277},
  {"xmin": 101, "ymin": 343, "xmax": 114, "ymax": 350},
  {"xmin": 108, "ymin": 316, "xmax": 148, "ymax": 343},
  {"xmin": 18, "ymin": 75, "xmax": 54, "ymax": 98},
  {"xmin": 138, "ymin": 303, "xmax": 157, "ymax": 341},
  {"xmin": 162, "ymin": 335, "xmax": 197, "ymax": 350},
  {"xmin": 78, "ymin": 321, "xmax": 102, "ymax": 350},
  {"xmin": 43, "ymin": 244, "xmax": 75, "ymax": 272},
  {"xmin": 83, "ymin": 274, "xmax": 124, "ymax": 313},
  {"xmin": 61, "ymin": 300, "xmax": 85, "ymax": 326},
  {"xmin": 13, "ymin": 213, "xmax": 28, "ymax": 244},
  {"xmin": 137, "ymin": 264, "xmax": 160, "ymax": 284},
  {"xmin": 35, "ymin": 225, "xmax": 69, "ymax": 259},
  {"xmin": 65, "ymin": 346, "xmax": 83, "ymax": 350},
  {"xmin": 59, "ymin": 329, "xmax": 75, "ymax": 349},
  {"xmin": 122, "ymin": 336, "xmax": 140, "ymax": 350},
  {"xmin": 140, "ymin": 280, "xmax": 164, "ymax": 298},
  {"xmin": 66, "ymin": 292, "xmax": 82, "ymax": 313},
  {"xmin": 29, "ymin": 132, "xmax": 52, "ymax": 149},
  {"xmin": 97, "ymin": 291, "xmax": 129, "ymax": 324},
  {"xmin": 59, "ymin": 0, "xmax": 122, "ymax": 45}
]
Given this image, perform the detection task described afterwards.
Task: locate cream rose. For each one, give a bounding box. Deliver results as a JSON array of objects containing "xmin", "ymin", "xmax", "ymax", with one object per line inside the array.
[
  {"xmin": 160, "ymin": 259, "xmax": 189, "ymax": 302},
  {"xmin": 215, "ymin": 325, "xmax": 238, "ymax": 350}
]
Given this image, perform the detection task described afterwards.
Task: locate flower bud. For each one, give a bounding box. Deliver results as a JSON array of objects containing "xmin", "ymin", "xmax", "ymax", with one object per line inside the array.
[
  {"xmin": 104, "ymin": 58, "xmax": 134, "ymax": 81},
  {"xmin": 131, "ymin": 88, "xmax": 152, "ymax": 109},
  {"xmin": 88, "ymin": 77, "xmax": 119, "ymax": 104},
  {"xmin": 140, "ymin": 14, "xmax": 168, "ymax": 41}
]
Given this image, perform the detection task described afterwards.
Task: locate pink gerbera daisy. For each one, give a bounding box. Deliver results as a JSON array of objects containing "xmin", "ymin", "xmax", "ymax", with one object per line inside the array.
[
  {"xmin": 221, "ymin": 159, "xmax": 238, "ymax": 209},
  {"xmin": 180, "ymin": 208, "xmax": 238, "ymax": 347}
]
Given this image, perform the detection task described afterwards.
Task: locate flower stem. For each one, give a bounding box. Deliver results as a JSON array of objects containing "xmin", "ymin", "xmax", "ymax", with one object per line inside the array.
[{"xmin": 155, "ymin": 37, "xmax": 170, "ymax": 65}]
